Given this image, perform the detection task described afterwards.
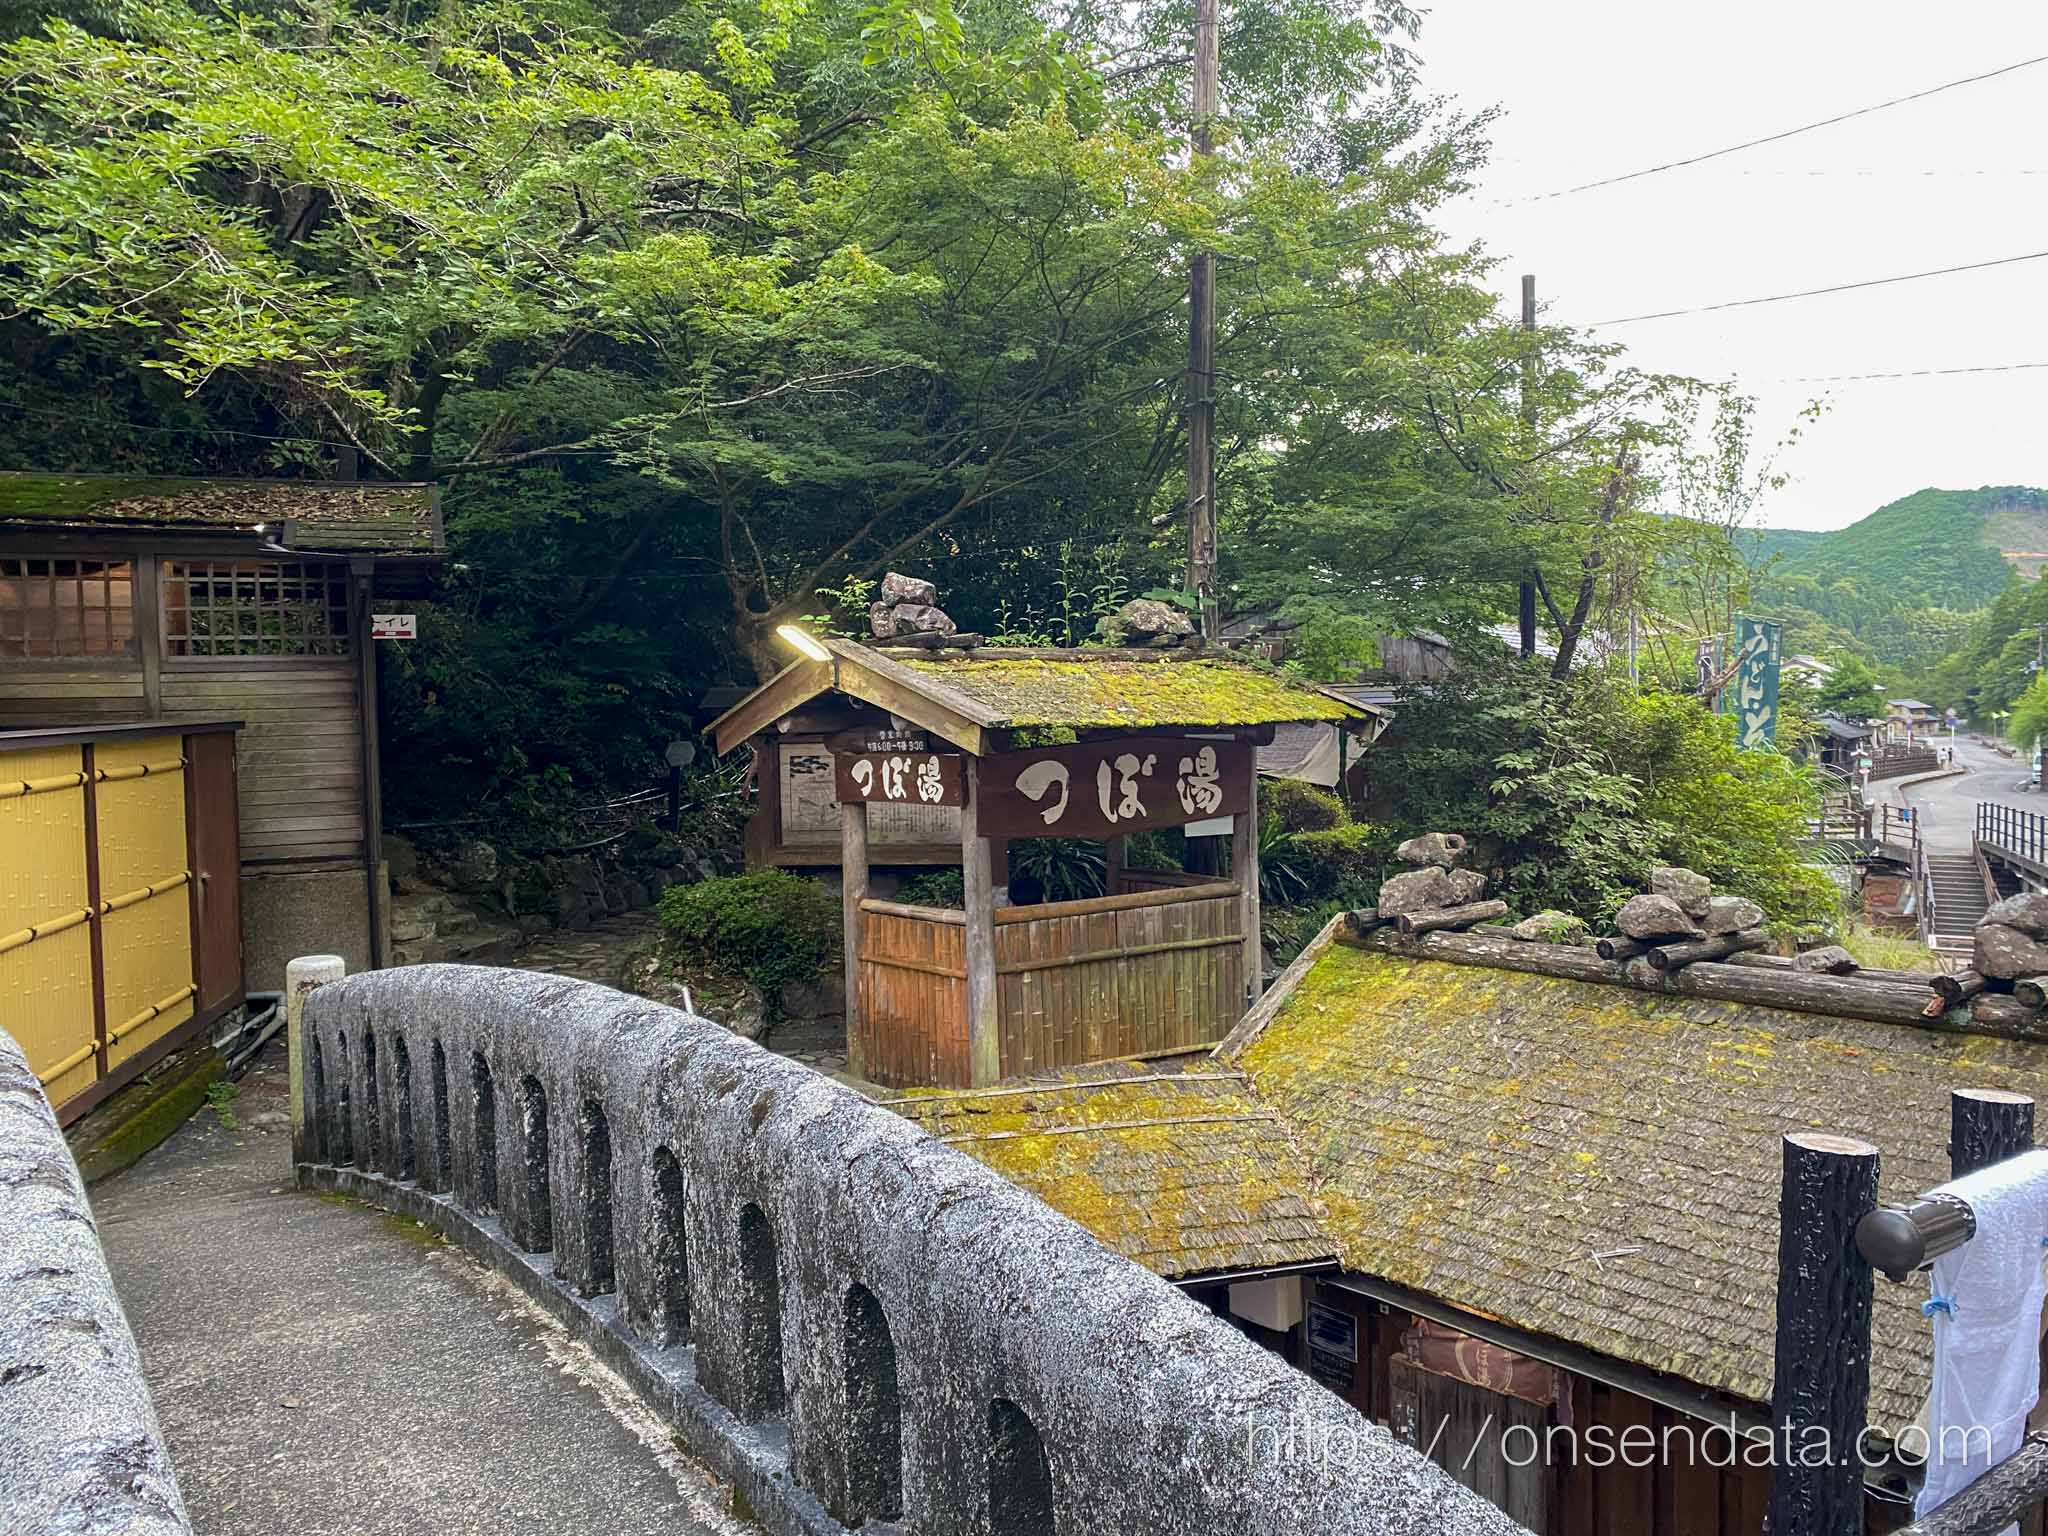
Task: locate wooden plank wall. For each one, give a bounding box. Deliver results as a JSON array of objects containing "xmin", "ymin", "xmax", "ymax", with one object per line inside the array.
[
  {"xmin": 0, "ymin": 665, "xmax": 147, "ymax": 725},
  {"xmin": 856, "ymin": 906, "xmax": 970, "ymax": 1087},
  {"xmin": 161, "ymin": 660, "xmax": 363, "ymax": 862},
  {"xmin": 992, "ymin": 886, "xmax": 1241, "ymax": 1078}
]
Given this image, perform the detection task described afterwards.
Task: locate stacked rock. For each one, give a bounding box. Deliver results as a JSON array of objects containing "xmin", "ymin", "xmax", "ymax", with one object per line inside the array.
[
  {"xmin": 1974, "ymin": 894, "xmax": 2048, "ymax": 982},
  {"xmin": 869, "ymin": 572, "xmax": 960, "ymax": 641},
  {"xmin": 1592, "ymin": 866, "xmax": 1770, "ymax": 969},
  {"xmin": 1363, "ymin": 834, "xmax": 1509, "ymax": 938}
]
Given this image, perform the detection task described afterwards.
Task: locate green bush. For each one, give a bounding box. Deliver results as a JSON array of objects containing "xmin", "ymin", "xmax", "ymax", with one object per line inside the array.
[
  {"xmin": 655, "ymin": 871, "xmax": 839, "ymax": 994},
  {"xmin": 1289, "ymin": 822, "xmax": 1382, "ymax": 898},
  {"xmin": 898, "ymin": 869, "xmax": 965, "ymax": 908},
  {"xmin": 1263, "ymin": 779, "xmax": 1348, "ymax": 833},
  {"xmin": 1122, "ymin": 828, "xmax": 1186, "ymax": 872}
]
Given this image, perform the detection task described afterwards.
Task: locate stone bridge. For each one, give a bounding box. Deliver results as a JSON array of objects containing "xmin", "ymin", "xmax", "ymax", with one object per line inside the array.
[{"xmin": 4, "ymin": 964, "xmax": 1524, "ymax": 1535}]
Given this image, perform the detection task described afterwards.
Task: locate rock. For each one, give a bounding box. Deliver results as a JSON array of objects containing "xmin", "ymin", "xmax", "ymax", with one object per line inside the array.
[
  {"xmin": 1510, "ymin": 910, "xmax": 1589, "ymax": 945},
  {"xmin": 710, "ymin": 984, "xmax": 769, "ymax": 1043},
  {"xmin": 1377, "ymin": 867, "xmax": 1455, "ymax": 917},
  {"xmin": 448, "ymin": 841, "xmax": 499, "ymax": 895},
  {"xmin": 1702, "ymin": 896, "xmax": 1767, "ymax": 936},
  {"xmin": 1396, "ymin": 833, "xmax": 1467, "ymax": 869},
  {"xmin": 1985, "ymin": 893, "xmax": 2048, "ymax": 940},
  {"xmin": 1614, "ymin": 894, "xmax": 1705, "ymax": 942},
  {"xmin": 880, "ymin": 570, "xmax": 939, "ymax": 606},
  {"xmin": 381, "ymin": 833, "xmax": 421, "ymax": 892},
  {"xmin": 1648, "ymin": 866, "xmax": 1713, "ymax": 919},
  {"xmin": 1792, "ymin": 945, "xmax": 1859, "ymax": 976},
  {"xmin": 869, "ymin": 601, "xmax": 900, "ymax": 639},
  {"xmin": 891, "ymin": 602, "xmax": 956, "ymax": 636},
  {"xmin": 1976, "ymin": 923, "xmax": 2048, "ymax": 981},
  {"xmin": 695, "ymin": 857, "xmax": 720, "ymax": 883},
  {"xmin": 1445, "ymin": 869, "xmax": 1489, "ymax": 904},
  {"xmin": 1111, "ymin": 598, "xmax": 1195, "ymax": 645},
  {"xmin": 778, "ymin": 973, "xmax": 847, "ymax": 1022}
]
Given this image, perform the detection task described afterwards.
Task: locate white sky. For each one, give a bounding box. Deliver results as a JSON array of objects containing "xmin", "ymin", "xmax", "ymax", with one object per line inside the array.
[{"xmin": 1415, "ymin": 1, "xmax": 2048, "ymax": 530}]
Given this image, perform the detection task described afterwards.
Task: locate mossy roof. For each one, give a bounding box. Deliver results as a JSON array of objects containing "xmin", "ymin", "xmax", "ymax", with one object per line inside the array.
[
  {"xmin": 1225, "ymin": 940, "xmax": 2048, "ymax": 1432},
  {"xmin": 889, "ymin": 1063, "xmax": 1335, "ymax": 1281},
  {"xmin": 0, "ymin": 472, "xmax": 442, "ymax": 554},
  {"xmin": 898, "ymin": 654, "xmax": 1355, "ymax": 730}
]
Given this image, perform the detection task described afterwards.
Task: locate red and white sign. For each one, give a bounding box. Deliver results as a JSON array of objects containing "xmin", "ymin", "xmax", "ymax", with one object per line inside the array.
[{"xmin": 370, "ymin": 614, "xmax": 417, "ymax": 641}]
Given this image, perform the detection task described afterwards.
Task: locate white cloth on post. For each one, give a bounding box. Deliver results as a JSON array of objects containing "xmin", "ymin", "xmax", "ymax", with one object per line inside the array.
[{"xmin": 1914, "ymin": 1147, "xmax": 2048, "ymax": 1528}]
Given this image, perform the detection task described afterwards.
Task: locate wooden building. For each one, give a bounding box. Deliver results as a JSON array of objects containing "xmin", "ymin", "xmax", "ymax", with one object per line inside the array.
[
  {"xmin": 0, "ymin": 720, "xmax": 244, "ymax": 1123},
  {"xmin": 707, "ymin": 633, "xmax": 1360, "ymax": 1088},
  {"xmin": 0, "ymin": 473, "xmax": 444, "ymax": 988}
]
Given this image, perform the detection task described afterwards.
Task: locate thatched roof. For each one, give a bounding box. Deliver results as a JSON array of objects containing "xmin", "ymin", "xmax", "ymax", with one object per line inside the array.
[
  {"xmin": 895, "ymin": 653, "xmax": 1356, "ymax": 731},
  {"xmin": 1225, "ymin": 937, "xmax": 2048, "ymax": 1433},
  {"xmin": 0, "ymin": 473, "xmax": 442, "ymax": 555},
  {"xmin": 888, "ymin": 1063, "xmax": 1336, "ymax": 1283}
]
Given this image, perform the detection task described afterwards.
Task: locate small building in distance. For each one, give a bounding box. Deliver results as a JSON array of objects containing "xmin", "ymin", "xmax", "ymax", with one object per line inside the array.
[{"xmin": 0, "ymin": 473, "xmax": 443, "ymax": 988}]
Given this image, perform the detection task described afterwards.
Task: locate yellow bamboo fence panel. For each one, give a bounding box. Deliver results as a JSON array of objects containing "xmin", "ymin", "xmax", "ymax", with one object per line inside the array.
[
  {"xmin": 0, "ymin": 743, "xmax": 96, "ymax": 1104},
  {"xmin": 93, "ymin": 736, "xmax": 193, "ymax": 1070}
]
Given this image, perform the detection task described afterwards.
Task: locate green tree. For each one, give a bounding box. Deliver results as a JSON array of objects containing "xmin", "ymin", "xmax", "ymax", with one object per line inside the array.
[
  {"xmin": 1814, "ymin": 656, "xmax": 1884, "ymax": 719},
  {"xmin": 2009, "ymin": 672, "xmax": 2048, "ymax": 751}
]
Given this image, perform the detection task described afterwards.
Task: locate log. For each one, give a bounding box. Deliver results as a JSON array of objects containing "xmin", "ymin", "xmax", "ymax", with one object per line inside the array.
[
  {"xmin": 1342, "ymin": 908, "xmax": 1386, "ymax": 938},
  {"xmin": 1595, "ymin": 935, "xmax": 1653, "ymax": 962},
  {"xmin": 1643, "ymin": 929, "xmax": 1770, "ymax": 972},
  {"xmin": 2015, "ymin": 975, "xmax": 2048, "ymax": 1010},
  {"xmin": 1397, "ymin": 899, "xmax": 1508, "ymax": 938},
  {"xmin": 1951, "ymin": 1087, "xmax": 2035, "ymax": 1178},
  {"xmin": 1725, "ymin": 952, "xmax": 1933, "ymax": 987},
  {"xmin": 1896, "ymin": 1432, "xmax": 2048, "ymax": 1536},
  {"xmin": 1970, "ymin": 993, "xmax": 2048, "ymax": 1039},
  {"xmin": 1768, "ymin": 1132, "xmax": 1878, "ymax": 1536},
  {"xmin": 1930, "ymin": 969, "xmax": 1986, "ymax": 1006}
]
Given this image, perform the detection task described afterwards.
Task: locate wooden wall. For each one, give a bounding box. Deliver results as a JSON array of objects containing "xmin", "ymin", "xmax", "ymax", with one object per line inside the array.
[
  {"xmin": 161, "ymin": 659, "xmax": 363, "ymax": 863},
  {"xmin": 0, "ymin": 664, "xmax": 147, "ymax": 726}
]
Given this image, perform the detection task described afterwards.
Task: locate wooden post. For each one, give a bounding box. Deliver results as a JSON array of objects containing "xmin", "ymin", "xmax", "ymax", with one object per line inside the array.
[
  {"xmin": 1104, "ymin": 835, "xmax": 1126, "ymax": 899},
  {"xmin": 962, "ymin": 758, "xmax": 1000, "ymax": 1087},
  {"xmin": 1232, "ymin": 777, "xmax": 1260, "ymax": 1003},
  {"xmin": 1951, "ymin": 1087, "xmax": 2034, "ymax": 1177},
  {"xmin": 841, "ymin": 800, "xmax": 869, "ymax": 1082},
  {"xmin": 1768, "ymin": 1131, "xmax": 1879, "ymax": 1536},
  {"xmin": 989, "ymin": 837, "xmax": 1010, "ymax": 909}
]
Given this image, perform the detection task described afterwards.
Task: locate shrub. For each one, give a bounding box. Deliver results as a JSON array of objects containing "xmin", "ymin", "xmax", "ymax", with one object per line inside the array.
[
  {"xmin": 1263, "ymin": 779, "xmax": 1348, "ymax": 833},
  {"xmin": 1009, "ymin": 838, "xmax": 1106, "ymax": 904},
  {"xmin": 655, "ymin": 870, "xmax": 839, "ymax": 994},
  {"xmin": 898, "ymin": 869, "xmax": 965, "ymax": 907},
  {"xmin": 1122, "ymin": 828, "xmax": 1186, "ymax": 872},
  {"xmin": 1288, "ymin": 822, "xmax": 1382, "ymax": 898}
]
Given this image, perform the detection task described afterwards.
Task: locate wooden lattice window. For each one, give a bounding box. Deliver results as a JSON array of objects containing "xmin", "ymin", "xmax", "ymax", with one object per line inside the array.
[
  {"xmin": 162, "ymin": 560, "xmax": 351, "ymax": 657},
  {"xmin": 0, "ymin": 557, "xmax": 137, "ymax": 658}
]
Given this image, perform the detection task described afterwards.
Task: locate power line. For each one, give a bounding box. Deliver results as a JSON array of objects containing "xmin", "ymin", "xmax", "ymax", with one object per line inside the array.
[
  {"xmin": 1589, "ymin": 248, "xmax": 2048, "ymax": 327},
  {"xmin": 1782, "ymin": 360, "xmax": 2048, "ymax": 384},
  {"xmin": 1516, "ymin": 51, "xmax": 2048, "ymax": 204}
]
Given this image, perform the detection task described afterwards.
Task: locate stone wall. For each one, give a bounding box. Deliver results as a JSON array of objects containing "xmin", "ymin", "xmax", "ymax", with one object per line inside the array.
[
  {"xmin": 0, "ymin": 1029, "xmax": 192, "ymax": 1535},
  {"xmin": 296, "ymin": 965, "xmax": 1525, "ymax": 1536}
]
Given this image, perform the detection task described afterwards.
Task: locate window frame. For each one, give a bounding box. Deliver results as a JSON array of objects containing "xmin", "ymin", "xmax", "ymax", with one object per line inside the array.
[
  {"xmin": 0, "ymin": 554, "xmax": 141, "ymax": 667},
  {"xmin": 158, "ymin": 557, "xmax": 355, "ymax": 664}
]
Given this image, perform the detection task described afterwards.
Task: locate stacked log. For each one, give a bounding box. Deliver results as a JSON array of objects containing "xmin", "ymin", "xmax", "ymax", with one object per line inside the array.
[
  {"xmin": 1345, "ymin": 834, "xmax": 1503, "ymax": 941},
  {"xmin": 1588, "ymin": 868, "xmax": 1771, "ymax": 976}
]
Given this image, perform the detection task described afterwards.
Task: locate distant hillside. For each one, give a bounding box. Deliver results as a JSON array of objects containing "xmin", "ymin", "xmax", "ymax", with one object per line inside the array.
[{"xmin": 1747, "ymin": 487, "xmax": 2047, "ymax": 665}]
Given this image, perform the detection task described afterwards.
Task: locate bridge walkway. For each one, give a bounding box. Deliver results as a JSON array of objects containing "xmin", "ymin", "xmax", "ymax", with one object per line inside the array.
[{"xmin": 91, "ymin": 1041, "xmax": 752, "ymax": 1536}]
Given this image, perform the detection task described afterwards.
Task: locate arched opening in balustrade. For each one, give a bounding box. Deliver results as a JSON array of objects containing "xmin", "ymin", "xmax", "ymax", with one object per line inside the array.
[
  {"xmin": 309, "ymin": 1035, "xmax": 328, "ymax": 1163},
  {"xmin": 362, "ymin": 1028, "xmax": 382, "ymax": 1168},
  {"xmin": 841, "ymin": 1283, "xmax": 903, "ymax": 1524},
  {"xmin": 392, "ymin": 1035, "xmax": 417, "ymax": 1181},
  {"xmin": 577, "ymin": 1098, "xmax": 615, "ymax": 1295},
  {"xmin": 471, "ymin": 1052, "xmax": 498, "ymax": 1213},
  {"xmin": 331, "ymin": 1034, "xmax": 354, "ymax": 1165},
  {"xmin": 988, "ymin": 1398, "xmax": 1055, "ymax": 1536},
  {"xmin": 736, "ymin": 1202, "xmax": 786, "ymax": 1419},
  {"xmin": 429, "ymin": 1040, "xmax": 453, "ymax": 1193},
  {"xmin": 516, "ymin": 1075, "xmax": 553, "ymax": 1252},
  {"xmin": 648, "ymin": 1145, "xmax": 689, "ymax": 1344}
]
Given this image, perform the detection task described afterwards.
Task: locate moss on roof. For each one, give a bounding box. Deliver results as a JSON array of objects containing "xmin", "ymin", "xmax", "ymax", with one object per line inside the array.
[
  {"xmin": 898, "ymin": 655, "xmax": 1353, "ymax": 730},
  {"xmin": 1227, "ymin": 940, "xmax": 2048, "ymax": 1432},
  {"xmin": 0, "ymin": 473, "xmax": 441, "ymax": 553},
  {"xmin": 890, "ymin": 1064, "xmax": 1334, "ymax": 1281}
]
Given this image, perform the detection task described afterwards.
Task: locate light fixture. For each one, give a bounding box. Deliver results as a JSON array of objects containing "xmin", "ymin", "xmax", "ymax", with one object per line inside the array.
[{"xmin": 776, "ymin": 624, "xmax": 831, "ymax": 662}]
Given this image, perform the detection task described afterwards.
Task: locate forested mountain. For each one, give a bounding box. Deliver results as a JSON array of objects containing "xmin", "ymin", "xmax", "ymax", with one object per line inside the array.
[{"xmin": 1747, "ymin": 487, "xmax": 2045, "ymax": 667}]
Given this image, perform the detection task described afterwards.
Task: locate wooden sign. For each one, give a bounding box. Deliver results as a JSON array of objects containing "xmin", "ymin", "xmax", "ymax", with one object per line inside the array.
[
  {"xmin": 835, "ymin": 750, "xmax": 964, "ymax": 808},
  {"xmin": 977, "ymin": 736, "xmax": 1252, "ymax": 841},
  {"xmin": 370, "ymin": 613, "xmax": 417, "ymax": 640}
]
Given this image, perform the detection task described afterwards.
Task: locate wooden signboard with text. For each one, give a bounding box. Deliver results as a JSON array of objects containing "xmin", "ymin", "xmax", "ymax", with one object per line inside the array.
[
  {"xmin": 835, "ymin": 750, "xmax": 965, "ymax": 809},
  {"xmin": 977, "ymin": 736, "xmax": 1252, "ymax": 842}
]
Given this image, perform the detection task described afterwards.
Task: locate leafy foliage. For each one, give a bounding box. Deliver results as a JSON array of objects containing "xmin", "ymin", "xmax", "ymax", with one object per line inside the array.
[{"xmin": 655, "ymin": 870, "xmax": 838, "ymax": 993}]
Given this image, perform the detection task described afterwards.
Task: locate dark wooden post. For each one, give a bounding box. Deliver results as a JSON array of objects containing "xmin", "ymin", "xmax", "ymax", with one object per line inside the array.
[
  {"xmin": 841, "ymin": 799, "xmax": 869, "ymax": 1082},
  {"xmin": 961, "ymin": 758, "xmax": 1000, "ymax": 1087},
  {"xmin": 1769, "ymin": 1131, "xmax": 1879, "ymax": 1536},
  {"xmin": 1950, "ymin": 1088, "xmax": 2034, "ymax": 1177},
  {"xmin": 1104, "ymin": 835, "xmax": 1126, "ymax": 899},
  {"xmin": 1231, "ymin": 775, "xmax": 1261, "ymax": 1004}
]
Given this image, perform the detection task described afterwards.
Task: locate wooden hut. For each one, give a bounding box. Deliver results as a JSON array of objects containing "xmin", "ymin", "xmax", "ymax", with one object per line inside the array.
[
  {"xmin": 0, "ymin": 472, "xmax": 443, "ymax": 988},
  {"xmin": 708, "ymin": 633, "xmax": 1361, "ymax": 1088}
]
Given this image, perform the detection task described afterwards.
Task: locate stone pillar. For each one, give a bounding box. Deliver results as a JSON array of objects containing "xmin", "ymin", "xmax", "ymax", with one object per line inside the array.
[
  {"xmin": 841, "ymin": 801, "xmax": 869, "ymax": 1082},
  {"xmin": 287, "ymin": 953, "xmax": 346, "ymax": 1166}
]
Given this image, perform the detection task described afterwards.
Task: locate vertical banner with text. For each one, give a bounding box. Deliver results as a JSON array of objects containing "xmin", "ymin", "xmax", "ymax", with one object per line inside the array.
[{"xmin": 1729, "ymin": 614, "xmax": 1783, "ymax": 750}]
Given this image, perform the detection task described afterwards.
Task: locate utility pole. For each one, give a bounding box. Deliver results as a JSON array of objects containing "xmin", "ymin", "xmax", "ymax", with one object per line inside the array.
[
  {"xmin": 1185, "ymin": 0, "xmax": 1219, "ymax": 642},
  {"xmin": 1518, "ymin": 273, "xmax": 1538, "ymax": 660}
]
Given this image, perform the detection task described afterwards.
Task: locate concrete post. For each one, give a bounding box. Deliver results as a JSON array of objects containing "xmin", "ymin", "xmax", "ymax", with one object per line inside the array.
[{"xmin": 287, "ymin": 954, "xmax": 346, "ymax": 1165}]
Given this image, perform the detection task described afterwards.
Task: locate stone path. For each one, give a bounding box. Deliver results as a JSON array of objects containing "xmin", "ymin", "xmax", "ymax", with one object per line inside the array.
[
  {"xmin": 511, "ymin": 912, "xmax": 850, "ymax": 1078},
  {"xmin": 95, "ymin": 1043, "xmax": 755, "ymax": 1536}
]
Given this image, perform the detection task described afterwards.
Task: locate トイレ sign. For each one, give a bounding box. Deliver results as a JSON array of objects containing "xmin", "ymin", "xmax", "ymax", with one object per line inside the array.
[
  {"xmin": 835, "ymin": 751, "xmax": 964, "ymax": 808},
  {"xmin": 976, "ymin": 735, "xmax": 1253, "ymax": 841},
  {"xmin": 370, "ymin": 614, "xmax": 418, "ymax": 641}
]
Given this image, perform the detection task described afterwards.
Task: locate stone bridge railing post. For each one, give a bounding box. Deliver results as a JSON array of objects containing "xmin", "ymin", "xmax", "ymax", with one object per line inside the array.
[{"xmin": 287, "ymin": 953, "xmax": 346, "ymax": 1167}]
